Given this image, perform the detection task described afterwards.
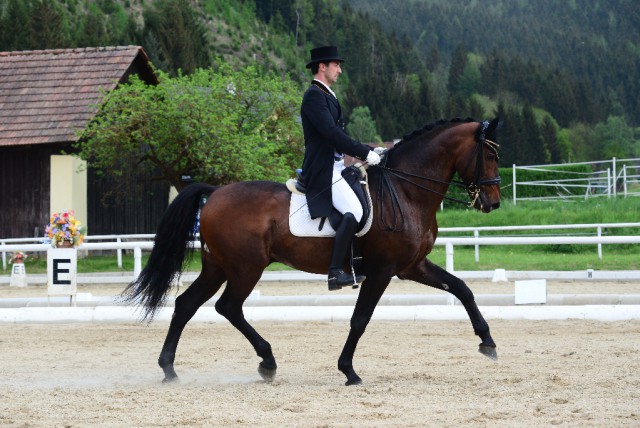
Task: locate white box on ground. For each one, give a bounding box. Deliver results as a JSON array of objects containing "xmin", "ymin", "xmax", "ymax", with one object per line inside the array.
[
  {"xmin": 514, "ymin": 279, "xmax": 547, "ymax": 304},
  {"xmin": 492, "ymin": 268, "xmax": 508, "ymax": 282},
  {"xmin": 10, "ymin": 263, "xmax": 27, "ymax": 287},
  {"xmin": 47, "ymin": 248, "xmax": 78, "ymax": 298}
]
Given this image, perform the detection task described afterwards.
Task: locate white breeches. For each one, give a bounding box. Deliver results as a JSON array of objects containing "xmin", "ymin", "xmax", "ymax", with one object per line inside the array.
[{"xmin": 331, "ymin": 160, "xmax": 363, "ymax": 222}]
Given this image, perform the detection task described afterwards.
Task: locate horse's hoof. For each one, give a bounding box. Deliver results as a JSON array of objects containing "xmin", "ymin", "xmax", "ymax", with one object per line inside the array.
[
  {"xmin": 162, "ymin": 375, "xmax": 179, "ymax": 384},
  {"xmin": 258, "ymin": 364, "xmax": 277, "ymax": 382},
  {"xmin": 479, "ymin": 344, "xmax": 498, "ymax": 361},
  {"xmin": 345, "ymin": 376, "xmax": 363, "ymax": 386}
]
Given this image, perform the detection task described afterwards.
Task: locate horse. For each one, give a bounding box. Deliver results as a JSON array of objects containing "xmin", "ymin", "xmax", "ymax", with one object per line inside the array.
[{"xmin": 122, "ymin": 117, "xmax": 502, "ymax": 386}]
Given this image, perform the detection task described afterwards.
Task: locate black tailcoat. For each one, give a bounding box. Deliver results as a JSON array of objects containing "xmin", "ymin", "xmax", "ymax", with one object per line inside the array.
[{"xmin": 299, "ymin": 81, "xmax": 371, "ymax": 219}]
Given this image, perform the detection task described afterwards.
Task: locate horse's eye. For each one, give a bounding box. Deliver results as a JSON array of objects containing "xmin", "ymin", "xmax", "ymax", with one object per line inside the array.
[{"xmin": 486, "ymin": 154, "xmax": 495, "ymax": 161}]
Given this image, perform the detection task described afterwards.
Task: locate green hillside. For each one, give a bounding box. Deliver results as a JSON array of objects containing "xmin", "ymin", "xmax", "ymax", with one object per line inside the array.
[{"xmin": 1, "ymin": 0, "xmax": 638, "ymax": 165}]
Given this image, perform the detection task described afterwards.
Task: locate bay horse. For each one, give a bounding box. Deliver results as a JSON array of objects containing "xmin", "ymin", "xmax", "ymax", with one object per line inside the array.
[{"xmin": 123, "ymin": 117, "xmax": 502, "ymax": 386}]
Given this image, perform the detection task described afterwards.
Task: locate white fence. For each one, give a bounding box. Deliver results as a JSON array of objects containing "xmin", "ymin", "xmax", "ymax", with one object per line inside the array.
[
  {"xmin": 438, "ymin": 222, "xmax": 640, "ymax": 262},
  {"xmin": 513, "ymin": 157, "xmax": 640, "ymax": 204},
  {"xmin": 2, "ymin": 223, "xmax": 640, "ymax": 278}
]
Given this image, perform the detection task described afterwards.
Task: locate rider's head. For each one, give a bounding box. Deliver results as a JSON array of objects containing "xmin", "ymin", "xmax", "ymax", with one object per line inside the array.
[{"xmin": 306, "ymin": 46, "xmax": 344, "ymax": 87}]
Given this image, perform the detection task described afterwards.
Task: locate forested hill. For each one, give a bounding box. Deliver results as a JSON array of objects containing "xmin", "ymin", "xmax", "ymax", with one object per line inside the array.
[
  {"xmin": 349, "ymin": 0, "xmax": 640, "ymax": 125},
  {"xmin": 1, "ymin": 0, "xmax": 638, "ymax": 165}
]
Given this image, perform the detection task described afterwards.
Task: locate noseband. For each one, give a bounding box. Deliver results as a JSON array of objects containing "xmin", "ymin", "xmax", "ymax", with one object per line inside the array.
[{"xmin": 374, "ymin": 121, "xmax": 501, "ymax": 231}]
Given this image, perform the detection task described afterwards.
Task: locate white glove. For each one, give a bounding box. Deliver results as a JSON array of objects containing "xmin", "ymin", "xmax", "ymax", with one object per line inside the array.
[
  {"xmin": 366, "ymin": 150, "xmax": 381, "ymax": 165},
  {"xmin": 373, "ymin": 146, "xmax": 387, "ymax": 155}
]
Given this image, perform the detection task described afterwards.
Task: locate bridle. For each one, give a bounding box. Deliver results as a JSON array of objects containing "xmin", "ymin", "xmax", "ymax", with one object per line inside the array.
[
  {"xmin": 467, "ymin": 120, "xmax": 501, "ymax": 208},
  {"xmin": 373, "ymin": 121, "xmax": 501, "ymax": 231}
]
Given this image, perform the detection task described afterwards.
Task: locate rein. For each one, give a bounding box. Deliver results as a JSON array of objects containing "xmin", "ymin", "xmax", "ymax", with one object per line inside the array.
[{"xmin": 374, "ymin": 121, "xmax": 500, "ymax": 232}]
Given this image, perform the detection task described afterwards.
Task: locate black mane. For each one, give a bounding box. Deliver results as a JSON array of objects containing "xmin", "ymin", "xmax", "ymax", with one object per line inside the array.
[{"xmin": 398, "ymin": 117, "xmax": 478, "ymax": 144}]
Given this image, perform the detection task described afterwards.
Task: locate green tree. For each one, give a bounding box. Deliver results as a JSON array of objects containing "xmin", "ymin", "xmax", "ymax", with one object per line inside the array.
[
  {"xmin": 566, "ymin": 123, "xmax": 599, "ymax": 162},
  {"xmin": 456, "ymin": 54, "xmax": 482, "ymax": 99},
  {"xmin": 30, "ymin": 0, "xmax": 69, "ymax": 49},
  {"xmin": 77, "ymin": 65, "xmax": 304, "ymax": 191},
  {"xmin": 347, "ymin": 106, "xmax": 382, "ymax": 143},
  {"xmin": 142, "ymin": 0, "xmax": 211, "ymax": 75},
  {"xmin": 0, "ymin": 0, "xmax": 32, "ymax": 51},
  {"xmin": 447, "ymin": 43, "xmax": 467, "ymax": 95},
  {"xmin": 541, "ymin": 116, "xmax": 570, "ymax": 163},
  {"xmin": 594, "ymin": 116, "xmax": 637, "ymax": 159},
  {"xmin": 521, "ymin": 104, "xmax": 548, "ymax": 165},
  {"xmin": 77, "ymin": 4, "xmax": 107, "ymax": 47}
]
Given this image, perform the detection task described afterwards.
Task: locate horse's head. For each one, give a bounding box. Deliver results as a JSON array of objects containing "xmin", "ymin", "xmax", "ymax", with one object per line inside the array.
[{"xmin": 454, "ymin": 118, "xmax": 502, "ymax": 213}]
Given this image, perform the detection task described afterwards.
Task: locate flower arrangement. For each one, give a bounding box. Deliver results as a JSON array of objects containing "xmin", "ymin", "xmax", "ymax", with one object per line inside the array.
[
  {"xmin": 10, "ymin": 251, "xmax": 27, "ymax": 264},
  {"xmin": 44, "ymin": 210, "xmax": 87, "ymax": 248}
]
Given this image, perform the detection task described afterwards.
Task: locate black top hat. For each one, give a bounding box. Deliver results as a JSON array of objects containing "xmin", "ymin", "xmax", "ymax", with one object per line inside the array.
[{"xmin": 306, "ymin": 46, "xmax": 345, "ymax": 68}]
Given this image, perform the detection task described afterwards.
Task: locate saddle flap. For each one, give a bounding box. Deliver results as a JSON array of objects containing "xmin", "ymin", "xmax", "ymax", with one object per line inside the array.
[{"xmin": 288, "ymin": 166, "xmax": 373, "ymax": 238}]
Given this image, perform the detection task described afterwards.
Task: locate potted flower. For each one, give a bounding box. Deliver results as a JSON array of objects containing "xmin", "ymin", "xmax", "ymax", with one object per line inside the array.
[
  {"xmin": 44, "ymin": 210, "xmax": 87, "ymax": 248},
  {"xmin": 10, "ymin": 251, "xmax": 27, "ymax": 264}
]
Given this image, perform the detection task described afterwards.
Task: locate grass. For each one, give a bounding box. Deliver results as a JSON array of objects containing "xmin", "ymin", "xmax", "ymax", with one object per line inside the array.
[{"xmin": 4, "ymin": 197, "xmax": 640, "ymax": 275}]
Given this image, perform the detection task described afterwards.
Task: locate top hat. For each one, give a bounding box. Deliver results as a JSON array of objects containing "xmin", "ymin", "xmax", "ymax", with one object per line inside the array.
[{"xmin": 306, "ymin": 46, "xmax": 344, "ymax": 68}]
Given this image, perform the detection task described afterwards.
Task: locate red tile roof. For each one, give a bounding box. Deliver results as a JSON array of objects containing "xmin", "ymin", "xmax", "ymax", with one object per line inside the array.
[{"xmin": 0, "ymin": 46, "xmax": 156, "ymax": 147}]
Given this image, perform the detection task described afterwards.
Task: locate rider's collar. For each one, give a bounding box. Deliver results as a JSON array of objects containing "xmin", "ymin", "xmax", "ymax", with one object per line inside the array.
[{"xmin": 312, "ymin": 79, "xmax": 337, "ymax": 99}]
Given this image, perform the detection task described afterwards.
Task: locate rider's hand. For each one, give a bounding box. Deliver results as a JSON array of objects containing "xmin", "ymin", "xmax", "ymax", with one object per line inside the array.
[
  {"xmin": 373, "ymin": 146, "xmax": 387, "ymax": 155},
  {"xmin": 366, "ymin": 150, "xmax": 381, "ymax": 165}
]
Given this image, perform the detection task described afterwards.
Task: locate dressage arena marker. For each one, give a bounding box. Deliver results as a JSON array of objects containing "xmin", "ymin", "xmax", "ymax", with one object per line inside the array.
[
  {"xmin": 10, "ymin": 263, "xmax": 27, "ymax": 287},
  {"xmin": 492, "ymin": 268, "xmax": 508, "ymax": 282},
  {"xmin": 47, "ymin": 248, "xmax": 77, "ymax": 306},
  {"xmin": 514, "ymin": 279, "xmax": 547, "ymax": 304}
]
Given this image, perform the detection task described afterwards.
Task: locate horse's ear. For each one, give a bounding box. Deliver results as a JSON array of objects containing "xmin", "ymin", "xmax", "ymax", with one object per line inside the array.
[{"xmin": 486, "ymin": 117, "xmax": 502, "ymax": 140}]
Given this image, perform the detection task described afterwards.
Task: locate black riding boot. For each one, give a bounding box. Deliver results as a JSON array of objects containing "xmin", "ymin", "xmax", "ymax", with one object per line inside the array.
[{"xmin": 328, "ymin": 213, "xmax": 366, "ymax": 291}]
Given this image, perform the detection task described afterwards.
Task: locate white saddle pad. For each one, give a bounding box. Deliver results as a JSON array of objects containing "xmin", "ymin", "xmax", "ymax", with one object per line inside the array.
[{"xmin": 288, "ymin": 182, "xmax": 373, "ymax": 238}]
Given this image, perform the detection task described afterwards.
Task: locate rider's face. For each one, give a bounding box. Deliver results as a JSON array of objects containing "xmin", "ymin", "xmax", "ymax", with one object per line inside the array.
[{"xmin": 321, "ymin": 61, "xmax": 342, "ymax": 86}]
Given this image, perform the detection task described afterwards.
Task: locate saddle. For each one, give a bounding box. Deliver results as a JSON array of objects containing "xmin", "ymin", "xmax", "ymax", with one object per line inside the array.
[{"xmin": 286, "ymin": 164, "xmax": 373, "ymax": 238}]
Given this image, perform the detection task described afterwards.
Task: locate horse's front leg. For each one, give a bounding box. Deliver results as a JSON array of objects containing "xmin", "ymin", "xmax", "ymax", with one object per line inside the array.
[
  {"xmin": 398, "ymin": 258, "xmax": 497, "ymax": 360},
  {"xmin": 338, "ymin": 273, "xmax": 393, "ymax": 386}
]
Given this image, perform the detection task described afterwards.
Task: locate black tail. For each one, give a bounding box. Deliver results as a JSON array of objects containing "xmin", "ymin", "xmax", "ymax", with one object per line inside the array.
[{"xmin": 122, "ymin": 183, "xmax": 217, "ymax": 320}]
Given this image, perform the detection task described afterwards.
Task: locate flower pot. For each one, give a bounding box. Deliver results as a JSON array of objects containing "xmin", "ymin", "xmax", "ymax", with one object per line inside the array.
[{"xmin": 58, "ymin": 240, "xmax": 74, "ymax": 248}]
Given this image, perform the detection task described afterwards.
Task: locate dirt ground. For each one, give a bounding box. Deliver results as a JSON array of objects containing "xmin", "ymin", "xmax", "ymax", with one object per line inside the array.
[{"xmin": 1, "ymin": 279, "xmax": 639, "ymax": 427}]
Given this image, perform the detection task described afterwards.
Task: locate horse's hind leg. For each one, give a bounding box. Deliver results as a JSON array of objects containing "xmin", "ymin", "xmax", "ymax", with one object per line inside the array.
[
  {"xmin": 398, "ymin": 258, "xmax": 497, "ymax": 360},
  {"xmin": 158, "ymin": 265, "xmax": 226, "ymax": 383},
  {"xmin": 215, "ymin": 272, "xmax": 277, "ymax": 382}
]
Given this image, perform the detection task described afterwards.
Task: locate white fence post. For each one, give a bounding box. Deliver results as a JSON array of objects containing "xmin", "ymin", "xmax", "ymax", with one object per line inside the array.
[
  {"xmin": 612, "ymin": 157, "xmax": 617, "ymax": 197},
  {"xmin": 474, "ymin": 229, "xmax": 480, "ymax": 262},
  {"xmin": 597, "ymin": 226, "xmax": 603, "ymax": 260},
  {"xmin": 1, "ymin": 241, "xmax": 6, "ymax": 271},
  {"xmin": 133, "ymin": 247, "xmax": 142, "ymax": 279},
  {"xmin": 445, "ymin": 242, "xmax": 454, "ymax": 273},
  {"xmin": 512, "ymin": 164, "xmax": 517, "ymax": 206},
  {"xmin": 116, "ymin": 237, "xmax": 122, "ymax": 269}
]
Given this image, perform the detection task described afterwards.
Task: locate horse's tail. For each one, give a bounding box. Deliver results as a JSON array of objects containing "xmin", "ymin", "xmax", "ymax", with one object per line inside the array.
[{"xmin": 121, "ymin": 183, "xmax": 217, "ymax": 321}]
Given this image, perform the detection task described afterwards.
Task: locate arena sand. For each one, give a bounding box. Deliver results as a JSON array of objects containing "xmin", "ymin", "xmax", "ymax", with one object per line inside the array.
[{"xmin": 0, "ymin": 279, "xmax": 639, "ymax": 427}]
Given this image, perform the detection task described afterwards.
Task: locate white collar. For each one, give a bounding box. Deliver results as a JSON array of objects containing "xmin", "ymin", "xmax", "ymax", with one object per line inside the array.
[{"xmin": 313, "ymin": 79, "xmax": 337, "ymax": 99}]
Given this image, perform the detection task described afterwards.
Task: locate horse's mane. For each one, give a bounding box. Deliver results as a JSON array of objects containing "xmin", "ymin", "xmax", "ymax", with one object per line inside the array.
[{"xmin": 396, "ymin": 117, "xmax": 478, "ymax": 146}]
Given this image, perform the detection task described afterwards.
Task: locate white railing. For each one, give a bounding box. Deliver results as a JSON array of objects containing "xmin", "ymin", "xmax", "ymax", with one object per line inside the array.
[
  {"xmin": 437, "ymin": 235, "xmax": 640, "ymax": 273},
  {"xmin": 0, "ymin": 241, "xmax": 201, "ymax": 278},
  {"xmin": 512, "ymin": 157, "xmax": 640, "ymax": 204},
  {"xmin": 2, "ymin": 224, "xmax": 640, "ymax": 277},
  {"xmin": 438, "ymin": 222, "xmax": 640, "ymax": 262},
  {"xmin": 0, "ymin": 234, "xmax": 156, "ymax": 272}
]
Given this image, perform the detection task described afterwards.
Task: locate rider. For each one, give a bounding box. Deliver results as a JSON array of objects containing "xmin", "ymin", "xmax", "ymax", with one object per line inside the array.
[{"xmin": 299, "ymin": 45, "xmax": 382, "ymax": 291}]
